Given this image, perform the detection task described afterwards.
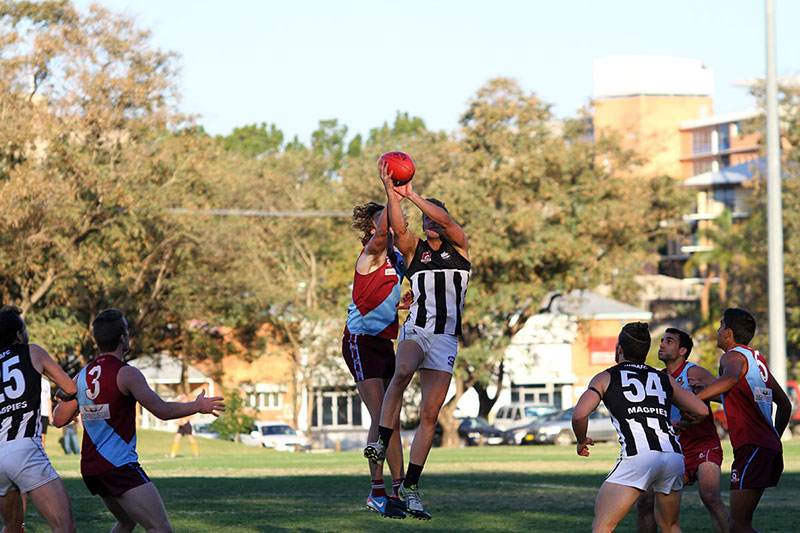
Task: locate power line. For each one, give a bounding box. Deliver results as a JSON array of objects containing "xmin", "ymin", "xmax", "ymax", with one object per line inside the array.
[{"xmin": 167, "ymin": 208, "xmax": 350, "ymax": 218}]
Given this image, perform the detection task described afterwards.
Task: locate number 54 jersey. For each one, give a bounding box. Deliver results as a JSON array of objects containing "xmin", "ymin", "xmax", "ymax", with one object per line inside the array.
[
  {"xmin": 77, "ymin": 354, "xmax": 138, "ymax": 476},
  {"xmin": 603, "ymin": 362, "xmax": 682, "ymax": 457}
]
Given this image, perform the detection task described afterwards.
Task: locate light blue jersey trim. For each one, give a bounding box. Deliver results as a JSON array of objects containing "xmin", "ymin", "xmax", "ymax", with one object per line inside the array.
[
  {"xmin": 77, "ymin": 367, "xmax": 138, "ymax": 467},
  {"xmin": 730, "ymin": 346, "xmax": 778, "ymax": 436},
  {"xmin": 740, "ymin": 447, "xmax": 759, "ymax": 489},
  {"xmin": 346, "ymin": 283, "xmax": 402, "ymax": 335}
]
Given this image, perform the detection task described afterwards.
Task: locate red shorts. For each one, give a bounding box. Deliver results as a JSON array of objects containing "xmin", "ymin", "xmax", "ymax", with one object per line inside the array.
[
  {"xmin": 342, "ymin": 334, "xmax": 395, "ymax": 382},
  {"xmin": 730, "ymin": 445, "xmax": 783, "ymax": 490},
  {"xmin": 682, "ymin": 445, "xmax": 722, "ymax": 485},
  {"xmin": 83, "ymin": 462, "xmax": 151, "ymax": 497}
]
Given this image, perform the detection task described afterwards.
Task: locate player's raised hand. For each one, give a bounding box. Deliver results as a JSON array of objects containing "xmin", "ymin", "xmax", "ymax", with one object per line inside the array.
[
  {"xmin": 194, "ymin": 389, "xmax": 226, "ymax": 417},
  {"xmin": 687, "ymin": 376, "xmax": 706, "ymax": 394},
  {"xmin": 379, "ymin": 160, "xmax": 404, "ymax": 201},
  {"xmin": 577, "ymin": 437, "xmax": 594, "ymax": 457},
  {"xmin": 397, "ymin": 290, "xmax": 413, "ymax": 310}
]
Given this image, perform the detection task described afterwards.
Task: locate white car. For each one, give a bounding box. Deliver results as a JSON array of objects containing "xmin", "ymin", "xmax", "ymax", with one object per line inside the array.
[{"xmin": 240, "ymin": 421, "xmax": 311, "ymax": 452}]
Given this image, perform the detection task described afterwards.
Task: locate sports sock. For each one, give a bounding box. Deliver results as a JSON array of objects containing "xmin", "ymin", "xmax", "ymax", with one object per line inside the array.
[
  {"xmin": 377, "ymin": 426, "xmax": 394, "ymax": 447},
  {"xmin": 404, "ymin": 463, "xmax": 423, "ymax": 489},
  {"xmin": 371, "ymin": 479, "xmax": 387, "ymax": 498},
  {"xmin": 392, "ymin": 478, "xmax": 405, "ymax": 496},
  {"xmin": 191, "ymin": 441, "xmax": 199, "ymax": 456},
  {"xmin": 170, "ymin": 440, "xmax": 179, "ymax": 457}
]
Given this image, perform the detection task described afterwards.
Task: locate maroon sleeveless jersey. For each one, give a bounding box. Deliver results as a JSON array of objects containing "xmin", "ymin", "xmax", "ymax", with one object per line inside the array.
[{"xmin": 77, "ymin": 355, "xmax": 139, "ymax": 476}]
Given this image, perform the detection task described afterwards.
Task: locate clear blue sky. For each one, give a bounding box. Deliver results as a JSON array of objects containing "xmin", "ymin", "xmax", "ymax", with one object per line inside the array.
[{"xmin": 76, "ymin": 0, "xmax": 800, "ymax": 143}]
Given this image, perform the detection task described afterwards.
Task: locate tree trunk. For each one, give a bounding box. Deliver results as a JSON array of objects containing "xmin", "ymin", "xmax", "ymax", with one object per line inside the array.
[{"xmin": 475, "ymin": 359, "xmax": 504, "ymax": 419}]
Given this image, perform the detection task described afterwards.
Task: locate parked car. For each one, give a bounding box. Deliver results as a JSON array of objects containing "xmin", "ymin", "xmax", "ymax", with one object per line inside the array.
[
  {"xmin": 521, "ymin": 406, "xmax": 617, "ymax": 446},
  {"xmin": 433, "ymin": 417, "xmax": 505, "ymax": 447},
  {"xmin": 503, "ymin": 410, "xmax": 562, "ymax": 445},
  {"xmin": 240, "ymin": 421, "xmax": 311, "ymax": 452},
  {"xmin": 191, "ymin": 421, "xmax": 220, "ymax": 440},
  {"xmin": 492, "ymin": 403, "xmax": 559, "ymax": 431}
]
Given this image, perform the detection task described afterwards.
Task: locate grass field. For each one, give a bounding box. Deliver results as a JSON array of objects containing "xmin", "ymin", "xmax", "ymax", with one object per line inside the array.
[{"xmin": 21, "ymin": 431, "xmax": 800, "ymax": 532}]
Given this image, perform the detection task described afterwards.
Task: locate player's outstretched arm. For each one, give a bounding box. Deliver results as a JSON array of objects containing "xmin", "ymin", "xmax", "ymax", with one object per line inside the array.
[
  {"xmin": 363, "ymin": 202, "xmax": 391, "ymax": 260},
  {"xmin": 53, "ymin": 375, "xmax": 80, "ymax": 428},
  {"xmin": 379, "ymin": 160, "xmax": 417, "ymax": 261},
  {"xmin": 407, "ymin": 191, "xmax": 469, "ymax": 260},
  {"xmin": 696, "ymin": 351, "xmax": 744, "ymax": 402},
  {"xmin": 669, "ymin": 374, "xmax": 709, "ymax": 423},
  {"xmin": 572, "ymin": 372, "xmax": 608, "ymax": 456},
  {"xmin": 687, "ymin": 365, "xmax": 722, "ymax": 403},
  {"xmin": 30, "ymin": 344, "xmax": 77, "ymax": 398},
  {"xmin": 118, "ymin": 366, "xmax": 225, "ymax": 420}
]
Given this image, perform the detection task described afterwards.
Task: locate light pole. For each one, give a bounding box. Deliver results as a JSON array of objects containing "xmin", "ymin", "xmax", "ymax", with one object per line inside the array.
[{"xmin": 765, "ymin": 0, "xmax": 787, "ymax": 388}]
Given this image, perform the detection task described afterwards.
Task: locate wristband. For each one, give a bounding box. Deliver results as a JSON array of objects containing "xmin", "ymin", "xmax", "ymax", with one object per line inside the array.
[{"xmin": 55, "ymin": 388, "xmax": 77, "ymax": 402}]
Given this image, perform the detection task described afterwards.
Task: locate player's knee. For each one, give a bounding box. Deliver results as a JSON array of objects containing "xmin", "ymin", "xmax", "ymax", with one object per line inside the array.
[
  {"xmin": 418, "ymin": 404, "xmax": 440, "ymax": 427},
  {"xmin": 393, "ymin": 363, "xmax": 415, "ymax": 383}
]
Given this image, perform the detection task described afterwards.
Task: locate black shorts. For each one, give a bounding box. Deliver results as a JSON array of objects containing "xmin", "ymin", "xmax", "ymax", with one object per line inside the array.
[
  {"xmin": 177, "ymin": 422, "xmax": 193, "ymax": 436},
  {"xmin": 83, "ymin": 463, "xmax": 151, "ymax": 497},
  {"xmin": 342, "ymin": 334, "xmax": 395, "ymax": 382}
]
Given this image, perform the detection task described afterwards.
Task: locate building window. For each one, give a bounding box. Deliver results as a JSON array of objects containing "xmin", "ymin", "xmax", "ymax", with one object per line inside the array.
[
  {"xmin": 717, "ymin": 124, "xmax": 730, "ymax": 151},
  {"xmin": 310, "ymin": 390, "xmax": 363, "ymax": 428},
  {"xmin": 246, "ymin": 385, "xmax": 284, "ymax": 411},
  {"xmin": 693, "ymin": 130, "xmax": 712, "ymax": 154},
  {"xmin": 693, "ymin": 159, "xmax": 712, "ymax": 176},
  {"xmin": 713, "ymin": 187, "xmax": 736, "ymax": 212}
]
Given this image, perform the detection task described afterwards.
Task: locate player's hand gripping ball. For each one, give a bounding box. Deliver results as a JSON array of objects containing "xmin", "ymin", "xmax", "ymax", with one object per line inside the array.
[{"xmin": 379, "ymin": 151, "xmax": 415, "ymax": 186}]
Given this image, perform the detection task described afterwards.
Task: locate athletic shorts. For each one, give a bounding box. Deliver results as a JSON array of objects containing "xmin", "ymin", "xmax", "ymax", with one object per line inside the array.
[
  {"xmin": 40, "ymin": 416, "xmax": 49, "ymax": 434},
  {"xmin": 342, "ymin": 334, "xmax": 395, "ymax": 382},
  {"xmin": 683, "ymin": 445, "xmax": 723, "ymax": 486},
  {"xmin": 177, "ymin": 422, "xmax": 193, "ymax": 436},
  {"xmin": 399, "ymin": 323, "xmax": 458, "ymax": 374},
  {"xmin": 605, "ymin": 450, "xmax": 684, "ymax": 495},
  {"xmin": 730, "ymin": 445, "xmax": 783, "ymax": 490},
  {"xmin": 83, "ymin": 462, "xmax": 151, "ymax": 497},
  {"xmin": 0, "ymin": 437, "xmax": 59, "ymax": 496}
]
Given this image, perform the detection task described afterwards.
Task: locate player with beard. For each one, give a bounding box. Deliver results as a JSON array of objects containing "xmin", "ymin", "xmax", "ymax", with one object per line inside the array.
[{"xmin": 636, "ymin": 328, "xmax": 728, "ymax": 533}]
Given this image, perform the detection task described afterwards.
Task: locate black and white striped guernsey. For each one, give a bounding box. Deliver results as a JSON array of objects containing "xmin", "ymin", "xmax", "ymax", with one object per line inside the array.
[
  {"xmin": 603, "ymin": 362, "xmax": 681, "ymax": 457},
  {"xmin": 405, "ymin": 239, "xmax": 470, "ymax": 335},
  {"xmin": 0, "ymin": 344, "xmax": 43, "ymax": 442}
]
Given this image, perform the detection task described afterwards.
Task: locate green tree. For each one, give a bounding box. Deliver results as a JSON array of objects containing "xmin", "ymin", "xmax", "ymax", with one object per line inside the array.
[
  {"xmin": 217, "ymin": 122, "xmax": 283, "ymax": 157},
  {"xmin": 209, "ymin": 389, "xmax": 255, "ymax": 442}
]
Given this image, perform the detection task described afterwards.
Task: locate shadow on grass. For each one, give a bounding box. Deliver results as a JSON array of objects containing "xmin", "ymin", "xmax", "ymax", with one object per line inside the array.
[{"xmin": 21, "ymin": 471, "xmax": 800, "ymax": 533}]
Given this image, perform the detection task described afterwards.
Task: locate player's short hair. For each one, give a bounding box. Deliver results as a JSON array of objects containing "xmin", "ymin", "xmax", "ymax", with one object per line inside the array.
[
  {"xmin": 665, "ymin": 327, "xmax": 693, "ymax": 360},
  {"xmin": 92, "ymin": 309, "xmax": 127, "ymax": 352},
  {"xmin": 0, "ymin": 306, "xmax": 24, "ymax": 351},
  {"xmin": 424, "ymin": 198, "xmax": 448, "ymax": 216},
  {"xmin": 619, "ymin": 322, "xmax": 651, "ymax": 363},
  {"xmin": 723, "ymin": 308, "xmax": 756, "ymax": 345}
]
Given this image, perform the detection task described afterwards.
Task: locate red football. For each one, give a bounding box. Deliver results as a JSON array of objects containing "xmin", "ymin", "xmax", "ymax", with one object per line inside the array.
[{"xmin": 379, "ymin": 151, "xmax": 415, "ymax": 185}]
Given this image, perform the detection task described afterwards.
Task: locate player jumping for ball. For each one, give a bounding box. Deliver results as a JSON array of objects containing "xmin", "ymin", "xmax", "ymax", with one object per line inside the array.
[
  {"xmin": 363, "ymin": 159, "xmax": 471, "ymax": 520},
  {"xmin": 343, "ymin": 200, "xmax": 410, "ymax": 519}
]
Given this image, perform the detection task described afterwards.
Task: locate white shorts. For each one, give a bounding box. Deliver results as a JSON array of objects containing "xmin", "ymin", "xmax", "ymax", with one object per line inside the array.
[
  {"xmin": 399, "ymin": 323, "xmax": 458, "ymax": 374},
  {"xmin": 605, "ymin": 450, "xmax": 684, "ymax": 495},
  {"xmin": 0, "ymin": 437, "xmax": 59, "ymax": 495}
]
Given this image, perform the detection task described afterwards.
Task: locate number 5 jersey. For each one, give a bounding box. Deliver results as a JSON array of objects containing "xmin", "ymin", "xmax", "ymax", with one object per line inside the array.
[
  {"xmin": 0, "ymin": 344, "xmax": 43, "ymax": 442},
  {"xmin": 77, "ymin": 354, "xmax": 139, "ymax": 475}
]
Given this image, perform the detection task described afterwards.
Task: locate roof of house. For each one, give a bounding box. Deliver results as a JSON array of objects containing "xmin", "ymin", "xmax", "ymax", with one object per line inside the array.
[
  {"xmin": 683, "ymin": 158, "xmax": 765, "ymax": 187},
  {"xmin": 128, "ymin": 353, "xmax": 212, "ymax": 384},
  {"xmin": 679, "ymin": 108, "xmax": 759, "ymax": 130},
  {"xmin": 542, "ymin": 290, "xmax": 652, "ymax": 320}
]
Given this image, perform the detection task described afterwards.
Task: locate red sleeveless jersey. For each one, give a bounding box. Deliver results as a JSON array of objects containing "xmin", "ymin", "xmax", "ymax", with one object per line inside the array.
[
  {"xmin": 343, "ymin": 249, "xmax": 404, "ymax": 339},
  {"xmin": 722, "ymin": 345, "xmax": 782, "ymax": 452},
  {"xmin": 669, "ymin": 361, "xmax": 721, "ymax": 453},
  {"xmin": 77, "ymin": 355, "xmax": 139, "ymax": 475}
]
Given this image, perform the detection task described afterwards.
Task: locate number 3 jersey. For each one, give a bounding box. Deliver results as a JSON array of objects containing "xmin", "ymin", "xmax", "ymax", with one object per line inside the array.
[
  {"xmin": 77, "ymin": 354, "xmax": 138, "ymax": 475},
  {"xmin": 0, "ymin": 344, "xmax": 43, "ymax": 442},
  {"xmin": 603, "ymin": 362, "xmax": 681, "ymax": 457}
]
